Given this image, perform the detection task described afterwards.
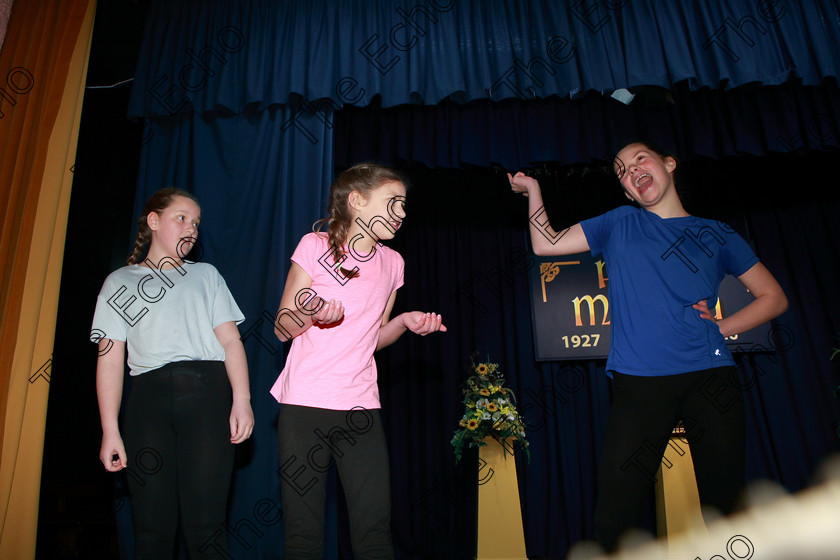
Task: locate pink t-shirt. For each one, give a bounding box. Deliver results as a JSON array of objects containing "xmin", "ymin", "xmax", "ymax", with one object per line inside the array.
[{"xmin": 269, "ymin": 232, "xmax": 404, "ymax": 410}]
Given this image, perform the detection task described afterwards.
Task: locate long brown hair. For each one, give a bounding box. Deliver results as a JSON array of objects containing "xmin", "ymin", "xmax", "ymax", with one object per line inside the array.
[
  {"xmin": 126, "ymin": 188, "xmax": 200, "ymax": 265},
  {"xmin": 314, "ymin": 163, "xmax": 405, "ymax": 264}
]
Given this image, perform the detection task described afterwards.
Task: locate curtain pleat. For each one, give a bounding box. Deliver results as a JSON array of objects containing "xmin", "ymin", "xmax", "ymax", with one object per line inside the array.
[
  {"xmin": 0, "ymin": 0, "xmax": 95, "ymax": 557},
  {"xmin": 127, "ymin": 0, "xmax": 840, "ymax": 117}
]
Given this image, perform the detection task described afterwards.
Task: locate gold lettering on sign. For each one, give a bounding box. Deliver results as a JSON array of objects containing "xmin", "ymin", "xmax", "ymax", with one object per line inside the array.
[
  {"xmin": 573, "ymin": 294, "xmax": 610, "ymax": 326},
  {"xmin": 540, "ymin": 261, "xmax": 579, "ymax": 302},
  {"xmin": 595, "ymin": 259, "xmax": 608, "ymax": 289}
]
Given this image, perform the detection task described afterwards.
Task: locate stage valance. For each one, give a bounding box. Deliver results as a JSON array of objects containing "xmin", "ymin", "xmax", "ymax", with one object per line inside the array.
[{"xmin": 128, "ymin": 0, "xmax": 840, "ymax": 118}]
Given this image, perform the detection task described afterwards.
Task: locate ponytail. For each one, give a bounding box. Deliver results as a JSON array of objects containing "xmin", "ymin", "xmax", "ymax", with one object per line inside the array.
[{"xmin": 126, "ymin": 221, "xmax": 152, "ymax": 265}]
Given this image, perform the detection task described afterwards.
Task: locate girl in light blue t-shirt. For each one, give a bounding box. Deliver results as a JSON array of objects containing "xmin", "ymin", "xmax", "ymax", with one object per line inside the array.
[{"xmin": 92, "ymin": 188, "xmax": 253, "ymax": 559}]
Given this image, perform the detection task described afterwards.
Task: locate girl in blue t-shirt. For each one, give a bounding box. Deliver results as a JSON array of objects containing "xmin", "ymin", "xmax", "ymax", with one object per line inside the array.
[{"xmin": 509, "ymin": 141, "xmax": 788, "ymax": 552}]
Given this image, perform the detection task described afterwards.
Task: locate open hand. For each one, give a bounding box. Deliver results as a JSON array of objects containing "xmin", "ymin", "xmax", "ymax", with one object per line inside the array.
[
  {"xmin": 404, "ymin": 311, "xmax": 447, "ymax": 335},
  {"xmin": 692, "ymin": 299, "xmax": 717, "ymax": 323}
]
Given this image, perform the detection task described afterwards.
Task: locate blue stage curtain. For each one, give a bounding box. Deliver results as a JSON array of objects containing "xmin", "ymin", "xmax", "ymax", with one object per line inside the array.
[{"xmin": 128, "ymin": 0, "xmax": 840, "ymax": 117}]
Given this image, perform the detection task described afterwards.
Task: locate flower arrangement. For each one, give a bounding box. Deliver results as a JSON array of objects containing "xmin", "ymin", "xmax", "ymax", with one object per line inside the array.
[{"xmin": 451, "ymin": 355, "xmax": 529, "ymax": 464}]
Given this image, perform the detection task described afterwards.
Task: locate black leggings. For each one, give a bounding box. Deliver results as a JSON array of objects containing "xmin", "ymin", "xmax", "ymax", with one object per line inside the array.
[
  {"xmin": 277, "ymin": 404, "xmax": 394, "ymax": 560},
  {"xmin": 593, "ymin": 366, "xmax": 745, "ymax": 552},
  {"xmin": 122, "ymin": 361, "xmax": 235, "ymax": 559}
]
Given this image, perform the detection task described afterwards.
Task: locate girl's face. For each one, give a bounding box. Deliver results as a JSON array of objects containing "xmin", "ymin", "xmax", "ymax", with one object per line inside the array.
[
  {"xmin": 352, "ymin": 180, "xmax": 407, "ymax": 241},
  {"xmin": 147, "ymin": 195, "xmax": 201, "ymax": 260},
  {"xmin": 614, "ymin": 143, "xmax": 677, "ymax": 208}
]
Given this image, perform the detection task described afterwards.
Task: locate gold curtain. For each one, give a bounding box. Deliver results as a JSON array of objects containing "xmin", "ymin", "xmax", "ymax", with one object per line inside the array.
[{"xmin": 0, "ymin": 0, "xmax": 96, "ymax": 556}]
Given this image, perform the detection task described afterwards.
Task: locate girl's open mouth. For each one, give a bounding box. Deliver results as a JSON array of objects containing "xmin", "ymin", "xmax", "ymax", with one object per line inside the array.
[{"xmin": 634, "ymin": 173, "xmax": 653, "ymax": 195}]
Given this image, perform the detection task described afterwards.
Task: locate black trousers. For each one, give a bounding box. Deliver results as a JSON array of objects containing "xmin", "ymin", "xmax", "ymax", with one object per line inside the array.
[
  {"xmin": 277, "ymin": 404, "xmax": 394, "ymax": 560},
  {"xmin": 593, "ymin": 366, "xmax": 746, "ymax": 553},
  {"xmin": 123, "ymin": 360, "xmax": 235, "ymax": 559}
]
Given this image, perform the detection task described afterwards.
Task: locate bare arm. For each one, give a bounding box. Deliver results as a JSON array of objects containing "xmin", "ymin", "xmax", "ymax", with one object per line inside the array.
[
  {"xmin": 694, "ymin": 262, "xmax": 788, "ymax": 338},
  {"xmin": 214, "ymin": 321, "xmax": 254, "ymax": 443},
  {"xmin": 376, "ymin": 290, "xmax": 447, "ymax": 351},
  {"xmin": 273, "ymin": 263, "xmax": 345, "ymax": 342},
  {"xmin": 508, "ymin": 172, "xmax": 590, "ymax": 256},
  {"xmin": 96, "ymin": 339, "xmax": 127, "ymax": 471}
]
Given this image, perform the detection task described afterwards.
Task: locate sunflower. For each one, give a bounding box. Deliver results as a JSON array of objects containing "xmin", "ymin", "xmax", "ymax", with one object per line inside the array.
[{"xmin": 453, "ymin": 355, "xmax": 530, "ymax": 464}]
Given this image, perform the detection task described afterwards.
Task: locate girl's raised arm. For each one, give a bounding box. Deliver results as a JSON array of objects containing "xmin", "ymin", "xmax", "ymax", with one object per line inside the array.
[
  {"xmin": 273, "ymin": 263, "xmax": 344, "ymax": 342},
  {"xmin": 508, "ymin": 172, "xmax": 590, "ymax": 256},
  {"xmin": 96, "ymin": 339, "xmax": 127, "ymax": 471}
]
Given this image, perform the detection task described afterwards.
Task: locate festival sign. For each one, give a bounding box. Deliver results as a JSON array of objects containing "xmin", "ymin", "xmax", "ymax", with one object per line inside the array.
[{"xmin": 528, "ymin": 252, "xmax": 770, "ymax": 361}]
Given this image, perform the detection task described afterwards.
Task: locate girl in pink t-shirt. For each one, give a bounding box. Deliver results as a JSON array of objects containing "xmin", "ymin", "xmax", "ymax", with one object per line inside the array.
[{"xmin": 271, "ymin": 163, "xmax": 446, "ymax": 559}]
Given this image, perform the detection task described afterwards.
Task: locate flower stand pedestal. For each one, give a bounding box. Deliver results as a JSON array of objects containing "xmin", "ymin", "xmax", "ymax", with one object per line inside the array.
[
  {"xmin": 654, "ymin": 432, "xmax": 708, "ymax": 554},
  {"xmin": 476, "ymin": 437, "xmax": 527, "ymax": 560}
]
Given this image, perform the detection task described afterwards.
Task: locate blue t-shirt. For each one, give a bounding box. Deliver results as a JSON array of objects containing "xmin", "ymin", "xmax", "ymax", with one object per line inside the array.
[{"xmin": 580, "ymin": 206, "xmax": 759, "ymax": 376}]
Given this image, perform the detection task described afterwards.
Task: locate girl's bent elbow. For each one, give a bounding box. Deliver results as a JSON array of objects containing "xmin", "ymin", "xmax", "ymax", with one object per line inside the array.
[{"xmin": 776, "ymin": 294, "xmax": 789, "ymax": 316}]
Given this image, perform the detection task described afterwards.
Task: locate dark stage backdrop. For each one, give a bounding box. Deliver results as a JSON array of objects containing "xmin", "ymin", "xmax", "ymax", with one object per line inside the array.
[{"xmin": 107, "ymin": 1, "xmax": 840, "ymax": 559}]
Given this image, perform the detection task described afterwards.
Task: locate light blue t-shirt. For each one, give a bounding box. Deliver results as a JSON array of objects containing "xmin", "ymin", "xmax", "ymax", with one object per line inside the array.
[
  {"xmin": 580, "ymin": 206, "xmax": 759, "ymax": 376},
  {"xmin": 90, "ymin": 261, "xmax": 244, "ymax": 375}
]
